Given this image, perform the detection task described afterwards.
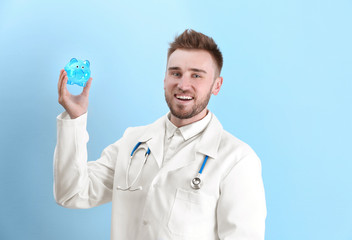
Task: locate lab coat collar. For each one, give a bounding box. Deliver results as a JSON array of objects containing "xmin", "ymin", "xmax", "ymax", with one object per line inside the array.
[{"xmin": 165, "ymin": 114, "xmax": 178, "ymax": 140}]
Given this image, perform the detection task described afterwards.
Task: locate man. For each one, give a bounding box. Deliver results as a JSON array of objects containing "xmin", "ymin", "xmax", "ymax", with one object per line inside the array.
[{"xmin": 54, "ymin": 29, "xmax": 266, "ymax": 240}]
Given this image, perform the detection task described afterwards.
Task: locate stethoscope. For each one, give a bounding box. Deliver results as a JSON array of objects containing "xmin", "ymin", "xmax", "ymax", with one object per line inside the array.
[
  {"xmin": 117, "ymin": 142, "xmax": 150, "ymax": 191},
  {"xmin": 116, "ymin": 142, "xmax": 209, "ymax": 191}
]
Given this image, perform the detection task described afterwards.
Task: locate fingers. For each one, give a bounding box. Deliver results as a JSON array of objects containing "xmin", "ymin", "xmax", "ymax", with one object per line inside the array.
[
  {"xmin": 57, "ymin": 69, "xmax": 65, "ymax": 95},
  {"xmin": 58, "ymin": 69, "xmax": 69, "ymax": 105},
  {"xmin": 82, "ymin": 77, "xmax": 93, "ymax": 96}
]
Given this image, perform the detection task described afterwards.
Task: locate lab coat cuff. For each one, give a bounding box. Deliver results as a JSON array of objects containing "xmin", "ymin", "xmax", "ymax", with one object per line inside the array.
[{"xmin": 56, "ymin": 111, "xmax": 88, "ymax": 128}]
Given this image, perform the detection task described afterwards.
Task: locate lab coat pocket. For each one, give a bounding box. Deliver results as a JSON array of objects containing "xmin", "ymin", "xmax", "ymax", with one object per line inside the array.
[{"xmin": 168, "ymin": 188, "xmax": 216, "ymax": 237}]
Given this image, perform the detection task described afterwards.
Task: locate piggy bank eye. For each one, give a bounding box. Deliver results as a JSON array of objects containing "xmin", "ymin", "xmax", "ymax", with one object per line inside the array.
[
  {"xmin": 76, "ymin": 65, "xmax": 79, "ymax": 68},
  {"xmin": 82, "ymin": 66, "xmax": 84, "ymax": 69}
]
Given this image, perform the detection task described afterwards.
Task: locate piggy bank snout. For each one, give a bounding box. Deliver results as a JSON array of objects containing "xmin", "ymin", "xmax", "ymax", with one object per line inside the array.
[{"xmin": 74, "ymin": 69, "xmax": 85, "ymax": 78}]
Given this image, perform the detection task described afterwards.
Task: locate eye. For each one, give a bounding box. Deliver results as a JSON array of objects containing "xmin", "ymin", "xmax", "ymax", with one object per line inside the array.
[
  {"xmin": 192, "ymin": 74, "xmax": 201, "ymax": 78},
  {"xmin": 171, "ymin": 72, "xmax": 181, "ymax": 77},
  {"xmin": 82, "ymin": 66, "xmax": 84, "ymax": 69},
  {"xmin": 76, "ymin": 66, "xmax": 79, "ymax": 68}
]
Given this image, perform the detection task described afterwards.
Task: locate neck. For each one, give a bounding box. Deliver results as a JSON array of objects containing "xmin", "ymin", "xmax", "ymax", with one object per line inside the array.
[{"xmin": 170, "ymin": 109, "xmax": 208, "ymax": 128}]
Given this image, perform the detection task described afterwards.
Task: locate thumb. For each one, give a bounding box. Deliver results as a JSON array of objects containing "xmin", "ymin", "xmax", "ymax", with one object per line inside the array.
[{"xmin": 82, "ymin": 77, "xmax": 93, "ymax": 96}]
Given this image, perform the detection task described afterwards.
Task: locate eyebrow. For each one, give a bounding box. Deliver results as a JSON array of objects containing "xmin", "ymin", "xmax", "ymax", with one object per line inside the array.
[{"xmin": 168, "ymin": 66, "xmax": 207, "ymax": 74}]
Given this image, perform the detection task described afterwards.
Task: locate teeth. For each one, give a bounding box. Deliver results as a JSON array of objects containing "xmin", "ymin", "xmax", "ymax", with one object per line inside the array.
[{"xmin": 176, "ymin": 95, "xmax": 192, "ymax": 100}]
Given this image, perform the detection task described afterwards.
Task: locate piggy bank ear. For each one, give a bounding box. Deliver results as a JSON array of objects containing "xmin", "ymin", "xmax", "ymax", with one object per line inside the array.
[
  {"xmin": 70, "ymin": 58, "xmax": 78, "ymax": 65},
  {"xmin": 83, "ymin": 60, "xmax": 90, "ymax": 67}
]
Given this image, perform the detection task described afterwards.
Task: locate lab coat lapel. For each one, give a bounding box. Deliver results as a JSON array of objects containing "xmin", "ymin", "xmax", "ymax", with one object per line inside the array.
[
  {"xmin": 138, "ymin": 116, "xmax": 165, "ymax": 168},
  {"xmin": 196, "ymin": 114, "xmax": 223, "ymax": 160}
]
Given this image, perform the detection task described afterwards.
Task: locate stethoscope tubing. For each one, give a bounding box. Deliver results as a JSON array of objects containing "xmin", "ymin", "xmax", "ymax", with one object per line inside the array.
[
  {"xmin": 198, "ymin": 155, "xmax": 209, "ymax": 174},
  {"xmin": 117, "ymin": 142, "xmax": 209, "ymax": 191},
  {"xmin": 117, "ymin": 142, "xmax": 151, "ymax": 191}
]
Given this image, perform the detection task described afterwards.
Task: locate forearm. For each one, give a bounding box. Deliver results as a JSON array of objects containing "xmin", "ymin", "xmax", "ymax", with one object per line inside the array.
[{"xmin": 53, "ymin": 111, "xmax": 114, "ymax": 208}]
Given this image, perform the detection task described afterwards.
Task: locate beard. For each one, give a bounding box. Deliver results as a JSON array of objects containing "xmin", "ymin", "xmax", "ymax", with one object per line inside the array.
[{"xmin": 164, "ymin": 88, "xmax": 213, "ymax": 119}]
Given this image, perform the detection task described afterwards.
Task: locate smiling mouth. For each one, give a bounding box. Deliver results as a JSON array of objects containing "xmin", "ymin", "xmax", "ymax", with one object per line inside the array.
[{"xmin": 175, "ymin": 94, "xmax": 194, "ymax": 101}]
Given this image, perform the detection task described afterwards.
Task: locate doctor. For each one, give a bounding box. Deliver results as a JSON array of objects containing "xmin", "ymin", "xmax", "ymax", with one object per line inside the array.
[{"xmin": 54, "ymin": 29, "xmax": 267, "ymax": 240}]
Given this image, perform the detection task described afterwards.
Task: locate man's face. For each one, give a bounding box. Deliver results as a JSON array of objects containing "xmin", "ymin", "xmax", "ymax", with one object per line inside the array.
[{"xmin": 164, "ymin": 49, "xmax": 223, "ymax": 125}]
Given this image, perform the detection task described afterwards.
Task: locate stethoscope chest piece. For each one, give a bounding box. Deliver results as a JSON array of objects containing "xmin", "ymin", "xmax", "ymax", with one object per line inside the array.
[
  {"xmin": 190, "ymin": 155, "xmax": 209, "ymax": 190},
  {"xmin": 191, "ymin": 176, "xmax": 202, "ymax": 190}
]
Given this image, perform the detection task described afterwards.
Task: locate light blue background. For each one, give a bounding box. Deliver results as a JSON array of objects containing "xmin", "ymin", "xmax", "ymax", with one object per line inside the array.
[{"xmin": 0, "ymin": 0, "xmax": 351, "ymax": 239}]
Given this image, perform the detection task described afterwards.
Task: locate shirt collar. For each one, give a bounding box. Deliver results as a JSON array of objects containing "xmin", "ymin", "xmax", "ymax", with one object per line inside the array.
[{"xmin": 165, "ymin": 111, "xmax": 212, "ymax": 141}]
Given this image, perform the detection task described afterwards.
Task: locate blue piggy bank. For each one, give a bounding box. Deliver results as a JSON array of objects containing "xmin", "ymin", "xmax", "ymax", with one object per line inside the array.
[{"xmin": 64, "ymin": 58, "xmax": 91, "ymax": 87}]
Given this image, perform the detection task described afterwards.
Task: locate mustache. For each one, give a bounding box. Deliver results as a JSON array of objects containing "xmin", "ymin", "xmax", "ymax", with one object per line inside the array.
[{"xmin": 174, "ymin": 88, "xmax": 193, "ymax": 95}]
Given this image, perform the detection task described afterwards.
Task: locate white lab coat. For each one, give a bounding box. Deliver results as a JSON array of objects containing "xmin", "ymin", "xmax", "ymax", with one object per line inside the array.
[{"xmin": 54, "ymin": 111, "xmax": 266, "ymax": 240}]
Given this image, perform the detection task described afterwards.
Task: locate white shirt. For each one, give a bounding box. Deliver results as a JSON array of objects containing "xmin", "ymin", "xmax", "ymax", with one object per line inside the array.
[{"xmin": 163, "ymin": 112, "xmax": 211, "ymax": 165}]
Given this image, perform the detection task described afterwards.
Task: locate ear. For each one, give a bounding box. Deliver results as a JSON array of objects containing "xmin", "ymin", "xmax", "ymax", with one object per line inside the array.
[
  {"xmin": 212, "ymin": 76, "xmax": 223, "ymax": 95},
  {"xmin": 69, "ymin": 58, "xmax": 78, "ymax": 65},
  {"xmin": 83, "ymin": 60, "xmax": 90, "ymax": 67}
]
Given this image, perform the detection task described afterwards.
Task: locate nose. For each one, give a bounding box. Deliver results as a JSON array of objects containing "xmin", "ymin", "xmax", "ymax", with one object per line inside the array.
[{"xmin": 177, "ymin": 75, "xmax": 191, "ymax": 90}]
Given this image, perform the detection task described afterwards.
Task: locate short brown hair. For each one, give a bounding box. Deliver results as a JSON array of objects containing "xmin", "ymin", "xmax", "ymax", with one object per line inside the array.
[{"xmin": 167, "ymin": 29, "xmax": 223, "ymax": 76}]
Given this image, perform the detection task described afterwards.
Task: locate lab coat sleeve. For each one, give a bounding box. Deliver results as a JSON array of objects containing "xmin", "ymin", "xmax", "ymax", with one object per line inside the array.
[
  {"xmin": 217, "ymin": 149, "xmax": 267, "ymax": 240},
  {"xmin": 53, "ymin": 111, "xmax": 119, "ymax": 209}
]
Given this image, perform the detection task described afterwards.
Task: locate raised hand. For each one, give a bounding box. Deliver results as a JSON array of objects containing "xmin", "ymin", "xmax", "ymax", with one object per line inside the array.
[{"xmin": 57, "ymin": 69, "xmax": 93, "ymax": 119}]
